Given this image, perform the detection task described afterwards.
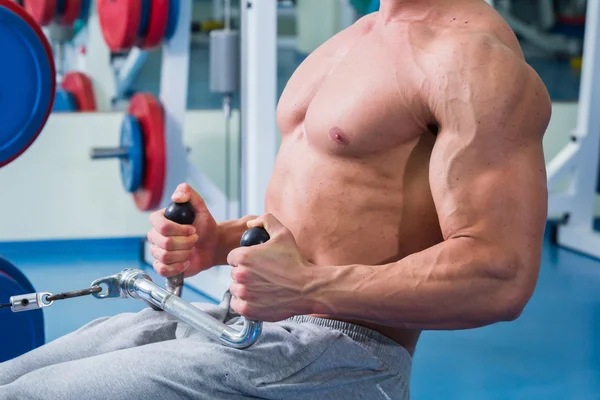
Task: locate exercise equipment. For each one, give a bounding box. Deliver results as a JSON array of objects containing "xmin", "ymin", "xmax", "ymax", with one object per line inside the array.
[
  {"xmin": 97, "ymin": 0, "xmax": 180, "ymax": 51},
  {"xmin": 53, "ymin": 89, "xmax": 78, "ymax": 112},
  {"xmin": 1, "ymin": 202, "xmax": 267, "ymax": 350},
  {"xmin": 0, "ymin": 0, "xmax": 56, "ymax": 168},
  {"xmin": 23, "ymin": 0, "xmax": 86, "ymax": 27},
  {"xmin": 23, "ymin": 0, "xmax": 57, "ymax": 26},
  {"xmin": 163, "ymin": 202, "xmax": 196, "ymax": 297},
  {"xmin": 96, "ymin": 0, "xmax": 141, "ymax": 51},
  {"xmin": 89, "ymin": 206, "xmax": 269, "ymax": 349},
  {"xmin": 90, "ymin": 93, "xmax": 166, "ymax": 211},
  {"xmin": 139, "ymin": 0, "xmax": 168, "ymax": 49},
  {"xmin": 53, "ymin": 72, "xmax": 97, "ymax": 112},
  {"xmin": 61, "ymin": 71, "xmax": 97, "ymax": 111},
  {"xmin": 0, "ymin": 257, "xmax": 45, "ymax": 362},
  {"xmin": 548, "ymin": 0, "xmax": 600, "ymax": 258},
  {"xmin": 0, "ymin": 0, "xmax": 56, "ymax": 360},
  {"xmin": 164, "ymin": 0, "xmax": 180, "ymax": 40},
  {"xmin": 55, "ymin": 0, "xmax": 81, "ymax": 26}
]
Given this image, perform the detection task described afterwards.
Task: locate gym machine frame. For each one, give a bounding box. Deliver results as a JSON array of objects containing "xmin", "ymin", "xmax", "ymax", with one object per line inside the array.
[
  {"xmin": 140, "ymin": 0, "xmax": 278, "ymax": 300},
  {"xmin": 547, "ymin": 0, "xmax": 600, "ymax": 259}
]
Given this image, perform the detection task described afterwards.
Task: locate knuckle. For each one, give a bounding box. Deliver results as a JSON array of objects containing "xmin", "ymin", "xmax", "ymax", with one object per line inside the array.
[
  {"xmin": 163, "ymin": 236, "xmax": 174, "ymax": 250},
  {"xmin": 185, "ymin": 234, "xmax": 199, "ymax": 249},
  {"xmin": 153, "ymin": 247, "xmax": 167, "ymax": 262},
  {"xmin": 237, "ymin": 301, "xmax": 250, "ymax": 317},
  {"xmin": 153, "ymin": 261, "xmax": 168, "ymax": 277},
  {"xmin": 236, "ymin": 285, "xmax": 251, "ymax": 301},
  {"xmin": 237, "ymin": 250, "xmax": 250, "ymax": 265},
  {"xmin": 163, "ymin": 251, "xmax": 182, "ymax": 265},
  {"xmin": 231, "ymin": 267, "xmax": 246, "ymax": 283},
  {"xmin": 157, "ymin": 222, "xmax": 170, "ymax": 236},
  {"xmin": 235, "ymin": 267, "xmax": 249, "ymax": 284}
]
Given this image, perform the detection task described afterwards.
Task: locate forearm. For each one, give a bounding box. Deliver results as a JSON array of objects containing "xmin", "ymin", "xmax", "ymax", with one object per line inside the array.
[
  {"xmin": 308, "ymin": 237, "xmax": 535, "ymax": 330},
  {"xmin": 213, "ymin": 216, "xmax": 258, "ymax": 266}
]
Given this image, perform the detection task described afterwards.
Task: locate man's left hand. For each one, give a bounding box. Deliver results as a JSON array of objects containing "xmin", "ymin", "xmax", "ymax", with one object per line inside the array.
[{"xmin": 227, "ymin": 214, "xmax": 314, "ymax": 322}]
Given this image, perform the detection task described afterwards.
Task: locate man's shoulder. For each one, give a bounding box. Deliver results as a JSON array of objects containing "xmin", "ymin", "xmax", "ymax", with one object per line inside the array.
[{"xmin": 423, "ymin": 29, "xmax": 551, "ymax": 139}]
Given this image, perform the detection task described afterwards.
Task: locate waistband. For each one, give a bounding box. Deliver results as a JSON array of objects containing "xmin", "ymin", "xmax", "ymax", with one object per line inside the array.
[{"xmin": 285, "ymin": 315, "xmax": 412, "ymax": 372}]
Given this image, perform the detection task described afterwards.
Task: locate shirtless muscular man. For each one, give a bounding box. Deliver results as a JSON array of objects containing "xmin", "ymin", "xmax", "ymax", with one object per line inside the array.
[{"xmin": 0, "ymin": 1, "xmax": 551, "ymax": 399}]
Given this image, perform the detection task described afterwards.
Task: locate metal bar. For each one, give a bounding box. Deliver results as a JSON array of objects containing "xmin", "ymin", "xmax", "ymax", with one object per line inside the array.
[
  {"xmin": 546, "ymin": 141, "xmax": 580, "ymax": 189},
  {"xmin": 564, "ymin": 0, "xmax": 600, "ymax": 227},
  {"xmin": 91, "ymin": 269, "xmax": 262, "ymax": 349},
  {"xmin": 116, "ymin": 48, "xmax": 149, "ymax": 99},
  {"xmin": 240, "ymin": 0, "xmax": 278, "ymax": 216},
  {"xmin": 90, "ymin": 147, "xmax": 129, "ymax": 159},
  {"xmin": 158, "ymin": 0, "xmax": 193, "ymax": 209}
]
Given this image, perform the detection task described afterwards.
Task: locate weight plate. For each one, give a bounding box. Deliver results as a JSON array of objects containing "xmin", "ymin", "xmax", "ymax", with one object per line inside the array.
[
  {"xmin": 140, "ymin": 0, "xmax": 168, "ymax": 49},
  {"xmin": 53, "ymin": 89, "xmax": 77, "ymax": 112},
  {"xmin": 61, "ymin": 71, "xmax": 96, "ymax": 112},
  {"xmin": 96, "ymin": 0, "xmax": 142, "ymax": 52},
  {"xmin": 0, "ymin": 257, "xmax": 45, "ymax": 362},
  {"xmin": 56, "ymin": 0, "xmax": 81, "ymax": 26},
  {"xmin": 129, "ymin": 93, "xmax": 166, "ymax": 211},
  {"xmin": 79, "ymin": 0, "xmax": 91, "ymax": 21},
  {"xmin": 138, "ymin": 0, "xmax": 150, "ymax": 40},
  {"xmin": 164, "ymin": 0, "xmax": 179, "ymax": 40},
  {"xmin": 0, "ymin": 0, "xmax": 56, "ymax": 168},
  {"xmin": 23, "ymin": 0, "xmax": 57, "ymax": 26},
  {"xmin": 120, "ymin": 115, "xmax": 144, "ymax": 193}
]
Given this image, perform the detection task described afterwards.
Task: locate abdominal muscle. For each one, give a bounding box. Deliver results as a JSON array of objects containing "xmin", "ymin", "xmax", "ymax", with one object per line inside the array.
[{"xmin": 265, "ymin": 135, "xmax": 444, "ymax": 355}]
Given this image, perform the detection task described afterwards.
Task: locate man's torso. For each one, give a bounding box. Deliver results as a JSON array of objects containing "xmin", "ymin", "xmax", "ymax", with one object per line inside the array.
[{"xmin": 266, "ymin": 0, "xmax": 523, "ymax": 354}]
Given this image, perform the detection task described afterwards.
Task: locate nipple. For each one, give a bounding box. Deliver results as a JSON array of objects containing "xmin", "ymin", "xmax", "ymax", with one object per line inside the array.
[{"xmin": 329, "ymin": 127, "xmax": 350, "ymax": 146}]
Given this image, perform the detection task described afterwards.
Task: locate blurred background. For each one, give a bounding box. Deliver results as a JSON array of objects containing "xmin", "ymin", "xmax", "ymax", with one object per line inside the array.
[{"xmin": 1, "ymin": 0, "xmax": 598, "ymax": 399}]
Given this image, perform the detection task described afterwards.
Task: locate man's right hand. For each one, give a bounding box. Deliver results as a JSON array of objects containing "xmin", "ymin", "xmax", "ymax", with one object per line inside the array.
[{"xmin": 147, "ymin": 183, "xmax": 219, "ymax": 279}]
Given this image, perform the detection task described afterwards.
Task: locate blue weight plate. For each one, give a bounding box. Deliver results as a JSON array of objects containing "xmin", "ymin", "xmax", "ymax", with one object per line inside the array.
[
  {"xmin": 138, "ymin": 0, "xmax": 151, "ymax": 39},
  {"xmin": 56, "ymin": 0, "xmax": 66, "ymax": 15},
  {"xmin": 164, "ymin": 0, "xmax": 180, "ymax": 40},
  {"xmin": 0, "ymin": 2, "xmax": 55, "ymax": 168},
  {"xmin": 0, "ymin": 257, "xmax": 35, "ymax": 298},
  {"xmin": 53, "ymin": 89, "xmax": 77, "ymax": 112},
  {"xmin": 0, "ymin": 257, "xmax": 45, "ymax": 362},
  {"xmin": 120, "ymin": 115, "xmax": 145, "ymax": 193},
  {"xmin": 79, "ymin": 0, "xmax": 91, "ymax": 21}
]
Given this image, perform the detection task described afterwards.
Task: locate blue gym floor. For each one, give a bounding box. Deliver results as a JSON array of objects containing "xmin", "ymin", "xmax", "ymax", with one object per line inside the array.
[{"xmin": 1, "ymin": 223, "xmax": 599, "ymax": 399}]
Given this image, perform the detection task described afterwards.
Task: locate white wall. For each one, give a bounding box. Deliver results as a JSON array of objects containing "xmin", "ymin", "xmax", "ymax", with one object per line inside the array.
[
  {"xmin": 0, "ymin": 110, "xmax": 240, "ymax": 242},
  {"xmin": 0, "ymin": 102, "xmax": 587, "ymax": 242}
]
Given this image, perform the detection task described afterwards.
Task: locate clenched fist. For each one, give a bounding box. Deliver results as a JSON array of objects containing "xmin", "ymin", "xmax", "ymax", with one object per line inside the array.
[{"xmin": 147, "ymin": 183, "xmax": 219, "ymax": 278}]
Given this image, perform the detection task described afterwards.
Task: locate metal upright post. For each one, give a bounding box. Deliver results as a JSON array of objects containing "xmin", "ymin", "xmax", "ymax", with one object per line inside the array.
[
  {"xmin": 240, "ymin": 0, "xmax": 278, "ymax": 217},
  {"xmin": 553, "ymin": 0, "xmax": 600, "ymax": 258},
  {"xmin": 159, "ymin": 0, "xmax": 193, "ymax": 209}
]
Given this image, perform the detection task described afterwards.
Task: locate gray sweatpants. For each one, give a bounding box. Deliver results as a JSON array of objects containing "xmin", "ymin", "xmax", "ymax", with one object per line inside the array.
[{"xmin": 0, "ymin": 293, "xmax": 411, "ymax": 399}]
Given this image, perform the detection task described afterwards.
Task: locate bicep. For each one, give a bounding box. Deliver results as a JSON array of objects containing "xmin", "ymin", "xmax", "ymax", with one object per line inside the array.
[
  {"xmin": 428, "ymin": 52, "xmax": 550, "ymax": 268},
  {"xmin": 430, "ymin": 128, "xmax": 547, "ymax": 247}
]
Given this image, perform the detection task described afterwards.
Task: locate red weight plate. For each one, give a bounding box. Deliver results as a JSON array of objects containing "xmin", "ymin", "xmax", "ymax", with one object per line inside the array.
[
  {"xmin": 23, "ymin": 0, "xmax": 57, "ymax": 26},
  {"xmin": 139, "ymin": 0, "xmax": 168, "ymax": 49},
  {"xmin": 61, "ymin": 72, "xmax": 96, "ymax": 111},
  {"xmin": 96, "ymin": 0, "xmax": 142, "ymax": 52},
  {"xmin": 56, "ymin": 0, "xmax": 81, "ymax": 26},
  {"xmin": 129, "ymin": 93, "xmax": 166, "ymax": 211}
]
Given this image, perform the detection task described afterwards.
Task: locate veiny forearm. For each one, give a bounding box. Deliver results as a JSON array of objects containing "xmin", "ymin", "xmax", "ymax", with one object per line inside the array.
[
  {"xmin": 213, "ymin": 216, "xmax": 258, "ymax": 266},
  {"xmin": 308, "ymin": 237, "xmax": 534, "ymax": 330}
]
